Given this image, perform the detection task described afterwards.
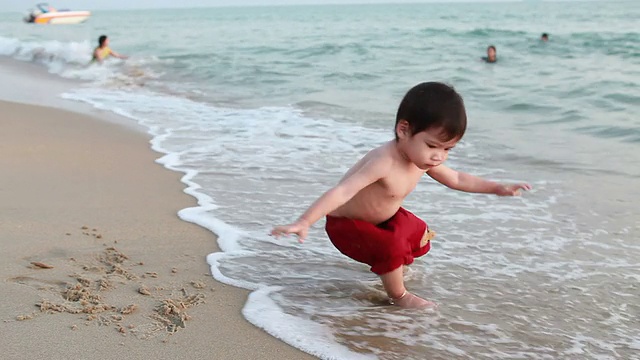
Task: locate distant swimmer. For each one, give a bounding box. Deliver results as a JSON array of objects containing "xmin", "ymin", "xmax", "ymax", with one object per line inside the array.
[
  {"xmin": 541, "ymin": 33, "xmax": 549, "ymax": 42},
  {"xmin": 92, "ymin": 35, "xmax": 128, "ymax": 64},
  {"xmin": 482, "ymin": 45, "xmax": 497, "ymax": 63}
]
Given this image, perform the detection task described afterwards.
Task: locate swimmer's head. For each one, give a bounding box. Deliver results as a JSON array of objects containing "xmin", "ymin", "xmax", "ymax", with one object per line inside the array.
[
  {"xmin": 541, "ymin": 33, "xmax": 549, "ymax": 42},
  {"xmin": 98, "ymin": 35, "xmax": 109, "ymax": 47},
  {"xmin": 481, "ymin": 45, "xmax": 497, "ymax": 63},
  {"xmin": 487, "ymin": 45, "xmax": 496, "ymax": 57}
]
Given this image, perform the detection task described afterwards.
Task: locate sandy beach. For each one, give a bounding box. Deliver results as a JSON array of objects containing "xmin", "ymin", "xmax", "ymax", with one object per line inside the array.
[{"xmin": 0, "ymin": 100, "xmax": 315, "ymax": 359}]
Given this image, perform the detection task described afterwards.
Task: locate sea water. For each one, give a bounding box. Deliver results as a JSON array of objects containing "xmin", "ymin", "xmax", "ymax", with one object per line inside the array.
[{"xmin": 1, "ymin": 2, "xmax": 639, "ymax": 359}]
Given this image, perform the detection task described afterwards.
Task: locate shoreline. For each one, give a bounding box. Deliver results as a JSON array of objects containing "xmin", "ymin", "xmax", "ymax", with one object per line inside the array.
[
  {"xmin": 0, "ymin": 56, "xmax": 149, "ymax": 133},
  {"xmin": 0, "ymin": 94, "xmax": 314, "ymax": 358}
]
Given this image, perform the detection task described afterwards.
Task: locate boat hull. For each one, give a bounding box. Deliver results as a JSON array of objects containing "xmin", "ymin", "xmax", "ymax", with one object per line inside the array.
[{"xmin": 31, "ymin": 11, "xmax": 90, "ymax": 24}]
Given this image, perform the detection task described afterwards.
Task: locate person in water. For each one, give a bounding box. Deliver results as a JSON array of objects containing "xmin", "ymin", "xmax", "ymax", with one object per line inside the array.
[
  {"xmin": 541, "ymin": 33, "xmax": 549, "ymax": 42},
  {"xmin": 482, "ymin": 45, "xmax": 497, "ymax": 63},
  {"xmin": 92, "ymin": 35, "xmax": 127, "ymax": 64},
  {"xmin": 271, "ymin": 82, "xmax": 531, "ymax": 308}
]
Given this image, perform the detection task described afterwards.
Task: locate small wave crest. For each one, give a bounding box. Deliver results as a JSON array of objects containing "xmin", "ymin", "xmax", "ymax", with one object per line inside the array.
[
  {"xmin": 0, "ymin": 35, "xmax": 164, "ymax": 88},
  {"xmin": 0, "ymin": 35, "xmax": 91, "ymax": 68}
]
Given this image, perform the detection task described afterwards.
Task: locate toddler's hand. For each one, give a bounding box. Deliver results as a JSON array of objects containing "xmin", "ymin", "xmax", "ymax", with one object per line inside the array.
[
  {"xmin": 495, "ymin": 183, "xmax": 532, "ymax": 196},
  {"xmin": 270, "ymin": 220, "xmax": 310, "ymax": 243}
]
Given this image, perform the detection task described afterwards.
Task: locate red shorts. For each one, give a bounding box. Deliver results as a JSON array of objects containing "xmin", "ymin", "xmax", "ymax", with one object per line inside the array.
[{"xmin": 325, "ymin": 207, "xmax": 430, "ymax": 275}]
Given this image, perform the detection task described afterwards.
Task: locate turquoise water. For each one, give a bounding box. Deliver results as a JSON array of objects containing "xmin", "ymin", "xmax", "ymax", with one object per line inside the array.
[{"xmin": 1, "ymin": 2, "xmax": 639, "ymax": 359}]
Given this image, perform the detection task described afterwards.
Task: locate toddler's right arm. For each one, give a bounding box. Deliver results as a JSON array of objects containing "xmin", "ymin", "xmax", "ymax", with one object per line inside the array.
[{"xmin": 271, "ymin": 155, "xmax": 392, "ymax": 242}]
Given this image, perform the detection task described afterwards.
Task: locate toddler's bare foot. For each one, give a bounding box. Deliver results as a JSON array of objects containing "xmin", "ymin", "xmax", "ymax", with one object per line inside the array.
[{"xmin": 390, "ymin": 291, "xmax": 437, "ymax": 309}]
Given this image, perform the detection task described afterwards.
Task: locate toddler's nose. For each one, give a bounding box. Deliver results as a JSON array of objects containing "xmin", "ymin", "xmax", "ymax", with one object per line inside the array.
[{"xmin": 431, "ymin": 150, "xmax": 445, "ymax": 162}]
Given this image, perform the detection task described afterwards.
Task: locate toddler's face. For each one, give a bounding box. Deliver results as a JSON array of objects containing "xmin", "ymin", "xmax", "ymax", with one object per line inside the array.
[{"xmin": 402, "ymin": 126, "xmax": 459, "ymax": 170}]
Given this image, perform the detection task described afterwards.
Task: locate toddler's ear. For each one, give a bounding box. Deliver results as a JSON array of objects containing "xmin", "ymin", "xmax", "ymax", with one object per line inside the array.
[{"xmin": 396, "ymin": 119, "xmax": 410, "ymax": 139}]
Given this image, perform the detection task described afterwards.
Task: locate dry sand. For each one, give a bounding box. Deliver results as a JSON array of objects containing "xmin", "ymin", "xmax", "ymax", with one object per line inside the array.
[{"xmin": 0, "ymin": 100, "xmax": 315, "ymax": 359}]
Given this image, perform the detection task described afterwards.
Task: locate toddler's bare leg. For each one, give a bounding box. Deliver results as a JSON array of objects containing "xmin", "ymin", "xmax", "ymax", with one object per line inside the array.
[
  {"xmin": 380, "ymin": 266, "xmax": 436, "ymax": 309},
  {"xmin": 380, "ymin": 266, "xmax": 406, "ymax": 299}
]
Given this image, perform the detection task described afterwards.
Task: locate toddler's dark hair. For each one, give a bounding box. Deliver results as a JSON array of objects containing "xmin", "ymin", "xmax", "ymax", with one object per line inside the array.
[{"xmin": 395, "ymin": 82, "xmax": 467, "ymax": 141}]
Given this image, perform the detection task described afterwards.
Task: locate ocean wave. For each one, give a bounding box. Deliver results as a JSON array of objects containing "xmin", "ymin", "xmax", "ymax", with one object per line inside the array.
[
  {"xmin": 0, "ymin": 35, "xmax": 163, "ymax": 86},
  {"xmin": 0, "ymin": 35, "xmax": 91, "ymax": 66}
]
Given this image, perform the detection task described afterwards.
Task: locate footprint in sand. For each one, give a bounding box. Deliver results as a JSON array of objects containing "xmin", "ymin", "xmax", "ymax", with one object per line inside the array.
[{"xmin": 7, "ymin": 228, "xmax": 208, "ymax": 339}]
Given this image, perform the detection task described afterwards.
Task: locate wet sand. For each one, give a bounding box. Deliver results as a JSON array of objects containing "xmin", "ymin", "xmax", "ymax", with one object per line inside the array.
[{"xmin": 0, "ymin": 100, "xmax": 315, "ymax": 359}]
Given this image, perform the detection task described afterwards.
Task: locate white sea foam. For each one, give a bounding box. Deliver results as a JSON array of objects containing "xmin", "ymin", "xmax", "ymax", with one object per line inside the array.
[
  {"xmin": 0, "ymin": 35, "xmax": 91, "ymax": 66},
  {"xmin": 244, "ymin": 287, "xmax": 377, "ymax": 360}
]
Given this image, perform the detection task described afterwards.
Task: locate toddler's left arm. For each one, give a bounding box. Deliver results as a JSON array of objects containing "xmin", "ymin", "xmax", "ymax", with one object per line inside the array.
[{"xmin": 427, "ymin": 165, "xmax": 531, "ymax": 196}]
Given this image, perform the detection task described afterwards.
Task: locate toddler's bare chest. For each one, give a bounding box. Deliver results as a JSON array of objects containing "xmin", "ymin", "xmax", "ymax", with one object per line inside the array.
[{"xmin": 379, "ymin": 171, "xmax": 424, "ymax": 199}]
